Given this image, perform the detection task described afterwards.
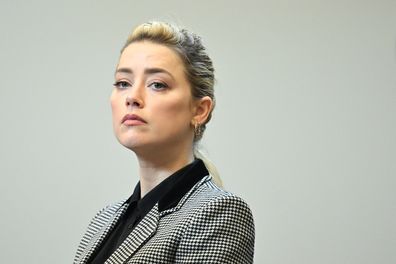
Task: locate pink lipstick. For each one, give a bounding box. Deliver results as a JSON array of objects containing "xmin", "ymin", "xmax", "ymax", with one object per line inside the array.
[{"xmin": 122, "ymin": 114, "xmax": 147, "ymax": 126}]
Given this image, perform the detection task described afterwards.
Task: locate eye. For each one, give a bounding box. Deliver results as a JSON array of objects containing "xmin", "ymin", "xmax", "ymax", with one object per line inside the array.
[
  {"xmin": 113, "ymin": 81, "xmax": 131, "ymax": 89},
  {"xmin": 148, "ymin": 81, "xmax": 168, "ymax": 91}
]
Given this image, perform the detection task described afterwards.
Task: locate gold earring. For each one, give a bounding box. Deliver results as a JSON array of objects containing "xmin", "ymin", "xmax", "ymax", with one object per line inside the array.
[{"xmin": 194, "ymin": 122, "xmax": 202, "ymax": 138}]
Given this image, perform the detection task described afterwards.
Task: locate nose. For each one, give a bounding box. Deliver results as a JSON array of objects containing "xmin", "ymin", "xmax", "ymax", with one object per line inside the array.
[{"xmin": 125, "ymin": 84, "xmax": 144, "ymax": 108}]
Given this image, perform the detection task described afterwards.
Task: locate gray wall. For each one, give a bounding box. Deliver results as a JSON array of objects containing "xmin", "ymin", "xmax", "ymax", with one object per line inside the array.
[{"xmin": 0, "ymin": 0, "xmax": 395, "ymax": 263}]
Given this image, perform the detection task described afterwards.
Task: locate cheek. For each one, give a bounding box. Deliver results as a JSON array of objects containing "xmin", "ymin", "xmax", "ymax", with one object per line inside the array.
[
  {"xmin": 153, "ymin": 97, "xmax": 192, "ymax": 129},
  {"xmin": 110, "ymin": 95, "xmax": 124, "ymax": 123},
  {"xmin": 111, "ymin": 92, "xmax": 121, "ymax": 111}
]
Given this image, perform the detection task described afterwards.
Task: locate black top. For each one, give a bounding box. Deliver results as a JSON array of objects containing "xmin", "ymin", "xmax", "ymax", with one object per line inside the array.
[{"xmin": 88, "ymin": 159, "xmax": 209, "ymax": 264}]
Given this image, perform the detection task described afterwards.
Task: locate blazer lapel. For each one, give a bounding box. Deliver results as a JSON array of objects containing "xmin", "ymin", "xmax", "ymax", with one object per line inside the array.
[
  {"xmin": 105, "ymin": 204, "xmax": 160, "ymax": 264},
  {"xmin": 78, "ymin": 203, "xmax": 128, "ymax": 264}
]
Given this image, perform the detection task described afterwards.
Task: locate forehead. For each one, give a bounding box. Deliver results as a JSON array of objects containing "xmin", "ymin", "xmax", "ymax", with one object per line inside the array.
[{"xmin": 118, "ymin": 41, "xmax": 185, "ymax": 72}]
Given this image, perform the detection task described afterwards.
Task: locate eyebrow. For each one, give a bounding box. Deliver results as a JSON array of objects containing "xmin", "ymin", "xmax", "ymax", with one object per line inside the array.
[
  {"xmin": 115, "ymin": 67, "xmax": 175, "ymax": 81},
  {"xmin": 115, "ymin": 67, "xmax": 133, "ymax": 74}
]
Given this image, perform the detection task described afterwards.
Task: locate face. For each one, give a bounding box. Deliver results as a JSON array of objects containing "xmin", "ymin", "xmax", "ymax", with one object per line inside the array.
[{"xmin": 111, "ymin": 41, "xmax": 197, "ymax": 153}]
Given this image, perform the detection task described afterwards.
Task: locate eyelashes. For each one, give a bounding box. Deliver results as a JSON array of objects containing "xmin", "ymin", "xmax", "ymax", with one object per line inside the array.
[
  {"xmin": 113, "ymin": 80, "xmax": 169, "ymax": 91},
  {"xmin": 113, "ymin": 81, "xmax": 130, "ymax": 89},
  {"xmin": 148, "ymin": 81, "xmax": 168, "ymax": 91}
]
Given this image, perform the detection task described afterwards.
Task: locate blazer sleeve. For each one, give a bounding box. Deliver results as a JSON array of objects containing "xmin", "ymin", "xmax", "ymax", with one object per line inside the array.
[{"xmin": 176, "ymin": 195, "xmax": 255, "ymax": 263}]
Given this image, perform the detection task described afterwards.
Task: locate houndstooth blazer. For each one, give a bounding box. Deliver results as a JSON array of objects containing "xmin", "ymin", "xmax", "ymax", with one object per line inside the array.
[{"xmin": 74, "ymin": 176, "xmax": 255, "ymax": 263}]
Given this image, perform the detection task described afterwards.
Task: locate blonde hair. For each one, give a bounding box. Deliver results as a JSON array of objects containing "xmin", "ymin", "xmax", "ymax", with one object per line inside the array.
[{"xmin": 122, "ymin": 21, "xmax": 222, "ymax": 187}]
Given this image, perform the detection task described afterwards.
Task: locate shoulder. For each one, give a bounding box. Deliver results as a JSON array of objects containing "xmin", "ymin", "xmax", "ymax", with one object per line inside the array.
[
  {"xmin": 77, "ymin": 201, "xmax": 126, "ymax": 246},
  {"xmin": 190, "ymin": 178, "xmax": 254, "ymax": 224},
  {"xmin": 90, "ymin": 200, "xmax": 126, "ymax": 225},
  {"xmin": 176, "ymin": 178, "xmax": 255, "ymax": 263},
  {"xmin": 188, "ymin": 177, "xmax": 254, "ymax": 216},
  {"xmin": 162, "ymin": 175, "xmax": 255, "ymax": 240},
  {"xmin": 73, "ymin": 200, "xmax": 126, "ymax": 263}
]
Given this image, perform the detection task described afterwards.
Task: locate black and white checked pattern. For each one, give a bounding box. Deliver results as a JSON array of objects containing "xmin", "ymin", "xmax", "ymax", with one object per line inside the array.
[{"xmin": 74, "ymin": 176, "xmax": 255, "ymax": 263}]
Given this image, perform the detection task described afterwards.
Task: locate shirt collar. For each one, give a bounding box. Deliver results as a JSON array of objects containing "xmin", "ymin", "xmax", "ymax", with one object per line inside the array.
[{"xmin": 124, "ymin": 159, "xmax": 209, "ymax": 214}]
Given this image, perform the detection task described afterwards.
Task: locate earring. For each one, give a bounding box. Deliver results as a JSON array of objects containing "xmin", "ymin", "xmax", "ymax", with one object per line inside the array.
[{"xmin": 194, "ymin": 122, "xmax": 202, "ymax": 138}]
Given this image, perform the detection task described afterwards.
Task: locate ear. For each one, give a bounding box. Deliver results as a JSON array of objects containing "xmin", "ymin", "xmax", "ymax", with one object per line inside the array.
[{"xmin": 192, "ymin": 96, "xmax": 213, "ymax": 125}]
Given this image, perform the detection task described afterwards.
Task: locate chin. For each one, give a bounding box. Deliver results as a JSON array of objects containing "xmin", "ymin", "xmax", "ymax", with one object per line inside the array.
[
  {"xmin": 115, "ymin": 129, "xmax": 190, "ymax": 154},
  {"xmin": 116, "ymin": 134, "xmax": 158, "ymax": 152},
  {"xmin": 118, "ymin": 136, "xmax": 144, "ymax": 150}
]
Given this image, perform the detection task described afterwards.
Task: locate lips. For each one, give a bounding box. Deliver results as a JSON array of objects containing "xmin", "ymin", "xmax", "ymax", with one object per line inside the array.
[{"xmin": 121, "ymin": 114, "xmax": 147, "ymax": 124}]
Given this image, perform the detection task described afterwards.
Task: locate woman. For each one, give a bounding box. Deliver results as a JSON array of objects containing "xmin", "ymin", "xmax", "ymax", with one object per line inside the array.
[{"xmin": 74, "ymin": 21, "xmax": 255, "ymax": 264}]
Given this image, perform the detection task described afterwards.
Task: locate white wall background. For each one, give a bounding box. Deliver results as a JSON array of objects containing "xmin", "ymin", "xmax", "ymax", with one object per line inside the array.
[{"xmin": 0, "ymin": 0, "xmax": 395, "ymax": 263}]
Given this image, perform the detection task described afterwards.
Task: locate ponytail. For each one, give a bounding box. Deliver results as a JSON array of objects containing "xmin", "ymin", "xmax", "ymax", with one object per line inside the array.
[{"xmin": 193, "ymin": 147, "xmax": 223, "ymax": 187}]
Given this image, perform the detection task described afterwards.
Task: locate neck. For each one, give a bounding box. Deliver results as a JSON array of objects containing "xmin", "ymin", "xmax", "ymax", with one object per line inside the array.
[{"xmin": 135, "ymin": 143, "xmax": 194, "ymax": 198}]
